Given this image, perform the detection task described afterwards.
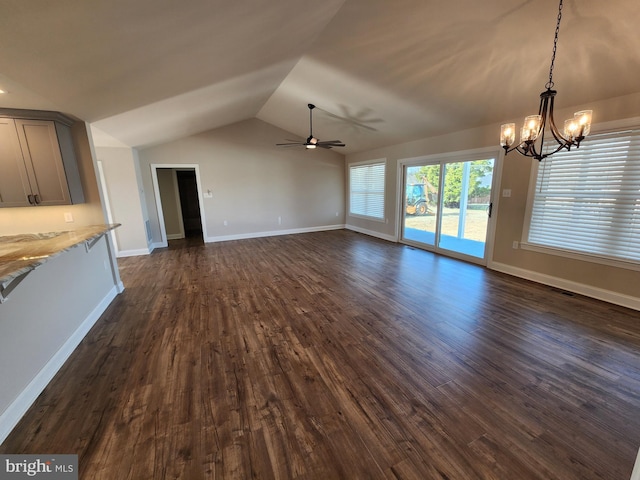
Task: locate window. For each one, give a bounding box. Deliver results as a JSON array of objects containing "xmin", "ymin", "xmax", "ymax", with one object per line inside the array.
[
  {"xmin": 525, "ymin": 128, "xmax": 640, "ymax": 267},
  {"xmin": 349, "ymin": 161, "xmax": 385, "ymax": 220}
]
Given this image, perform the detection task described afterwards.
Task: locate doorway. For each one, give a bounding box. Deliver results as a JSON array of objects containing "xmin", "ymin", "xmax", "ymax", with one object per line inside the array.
[
  {"xmin": 400, "ymin": 152, "xmax": 498, "ymax": 265},
  {"xmin": 151, "ymin": 164, "xmax": 207, "ymax": 247},
  {"xmin": 175, "ymin": 170, "xmax": 203, "ymax": 238}
]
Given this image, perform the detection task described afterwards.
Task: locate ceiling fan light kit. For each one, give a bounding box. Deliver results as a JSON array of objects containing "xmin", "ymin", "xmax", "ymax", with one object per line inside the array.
[
  {"xmin": 500, "ymin": 0, "xmax": 592, "ymax": 161},
  {"xmin": 277, "ymin": 104, "xmax": 346, "ymax": 150}
]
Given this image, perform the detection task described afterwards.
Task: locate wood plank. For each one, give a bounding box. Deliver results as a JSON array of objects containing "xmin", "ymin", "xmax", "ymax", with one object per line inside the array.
[{"xmin": 1, "ymin": 230, "xmax": 639, "ymax": 479}]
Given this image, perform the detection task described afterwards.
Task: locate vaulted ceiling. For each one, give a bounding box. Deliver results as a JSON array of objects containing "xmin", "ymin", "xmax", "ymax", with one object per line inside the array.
[{"xmin": 1, "ymin": 0, "xmax": 639, "ymax": 154}]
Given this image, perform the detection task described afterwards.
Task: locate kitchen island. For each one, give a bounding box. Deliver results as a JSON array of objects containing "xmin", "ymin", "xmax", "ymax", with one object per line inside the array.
[
  {"xmin": 0, "ymin": 224, "xmax": 120, "ymax": 301},
  {"xmin": 0, "ymin": 223, "xmax": 123, "ymax": 444}
]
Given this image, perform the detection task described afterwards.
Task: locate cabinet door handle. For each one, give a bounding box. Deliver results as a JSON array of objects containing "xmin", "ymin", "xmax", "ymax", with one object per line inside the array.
[
  {"xmin": 27, "ymin": 194, "xmax": 35, "ymax": 205},
  {"xmin": 34, "ymin": 194, "xmax": 41, "ymax": 205}
]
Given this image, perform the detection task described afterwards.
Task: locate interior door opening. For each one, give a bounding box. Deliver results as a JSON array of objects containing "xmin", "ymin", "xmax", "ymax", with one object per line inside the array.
[
  {"xmin": 175, "ymin": 170, "xmax": 202, "ymax": 239},
  {"xmin": 151, "ymin": 164, "xmax": 206, "ymax": 247}
]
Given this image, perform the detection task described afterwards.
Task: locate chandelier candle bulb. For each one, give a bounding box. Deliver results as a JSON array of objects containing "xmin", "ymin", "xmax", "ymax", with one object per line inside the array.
[
  {"xmin": 574, "ymin": 110, "xmax": 592, "ymax": 138},
  {"xmin": 564, "ymin": 118, "xmax": 578, "ymax": 141},
  {"xmin": 500, "ymin": 123, "xmax": 516, "ymax": 148},
  {"xmin": 521, "ymin": 115, "xmax": 542, "ymax": 143}
]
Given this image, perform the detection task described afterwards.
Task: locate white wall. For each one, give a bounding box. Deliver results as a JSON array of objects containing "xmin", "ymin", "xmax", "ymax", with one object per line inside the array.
[
  {"xmin": 138, "ymin": 118, "xmax": 346, "ymax": 243},
  {"xmin": 0, "ymin": 236, "xmax": 119, "ymax": 443},
  {"xmin": 95, "ymin": 146, "xmax": 150, "ymax": 256}
]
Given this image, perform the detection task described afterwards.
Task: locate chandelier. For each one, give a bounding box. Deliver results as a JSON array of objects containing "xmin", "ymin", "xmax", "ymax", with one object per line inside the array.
[{"xmin": 500, "ymin": 0, "xmax": 592, "ymax": 161}]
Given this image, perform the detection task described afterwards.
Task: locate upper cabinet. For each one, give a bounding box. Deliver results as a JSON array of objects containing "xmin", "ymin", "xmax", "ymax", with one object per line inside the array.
[{"xmin": 0, "ymin": 111, "xmax": 84, "ymax": 208}]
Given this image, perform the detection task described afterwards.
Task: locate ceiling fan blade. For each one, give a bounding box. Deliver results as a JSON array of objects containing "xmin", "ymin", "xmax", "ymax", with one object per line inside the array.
[{"xmin": 277, "ymin": 103, "xmax": 347, "ymax": 148}]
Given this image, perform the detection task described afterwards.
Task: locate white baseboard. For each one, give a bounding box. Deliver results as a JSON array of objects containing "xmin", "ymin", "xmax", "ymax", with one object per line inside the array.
[
  {"xmin": 116, "ymin": 247, "xmax": 151, "ymax": 257},
  {"xmin": 205, "ymin": 224, "xmax": 345, "ymax": 243},
  {"xmin": 345, "ymin": 224, "xmax": 398, "ymax": 243},
  {"xmin": 631, "ymin": 447, "xmax": 640, "ymax": 480},
  {"xmin": 0, "ymin": 285, "xmax": 119, "ymax": 445},
  {"xmin": 490, "ymin": 261, "xmax": 640, "ymax": 311},
  {"xmin": 166, "ymin": 233, "xmax": 184, "ymax": 240}
]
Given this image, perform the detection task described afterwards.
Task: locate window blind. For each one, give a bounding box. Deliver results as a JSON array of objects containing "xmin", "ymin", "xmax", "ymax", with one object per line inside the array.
[
  {"xmin": 528, "ymin": 128, "xmax": 640, "ymax": 264},
  {"xmin": 349, "ymin": 162, "xmax": 385, "ymax": 219}
]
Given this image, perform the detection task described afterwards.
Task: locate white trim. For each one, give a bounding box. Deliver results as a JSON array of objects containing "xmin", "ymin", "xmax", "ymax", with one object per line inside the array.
[
  {"xmin": 205, "ymin": 224, "xmax": 345, "ymax": 243},
  {"xmin": 348, "ymin": 157, "xmax": 387, "ymax": 168},
  {"xmin": 150, "ymin": 164, "xmax": 208, "ymax": 245},
  {"xmin": 116, "ymin": 247, "xmax": 152, "ymax": 258},
  {"xmin": 149, "ymin": 241, "xmax": 164, "ymax": 251},
  {"xmin": 589, "ymin": 115, "xmax": 640, "ymax": 135},
  {"xmin": 520, "ymin": 242, "xmax": 640, "ymax": 272},
  {"xmin": 398, "ymin": 145, "xmax": 501, "ymax": 166},
  {"xmin": 347, "ymin": 213, "xmax": 386, "ymax": 223},
  {"xmin": 630, "ymin": 447, "xmax": 640, "ymax": 480},
  {"xmin": 0, "ymin": 285, "xmax": 119, "ymax": 445},
  {"xmin": 166, "ymin": 233, "xmax": 185, "ymax": 241},
  {"xmin": 347, "ymin": 159, "xmax": 386, "ymax": 221},
  {"xmin": 489, "ymin": 261, "xmax": 640, "ymax": 311},
  {"xmin": 397, "ymin": 146, "xmax": 502, "ymax": 267},
  {"xmin": 96, "ymin": 160, "xmax": 119, "ymax": 253},
  {"xmin": 345, "ymin": 224, "xmax": 397, "ymax": 243}
]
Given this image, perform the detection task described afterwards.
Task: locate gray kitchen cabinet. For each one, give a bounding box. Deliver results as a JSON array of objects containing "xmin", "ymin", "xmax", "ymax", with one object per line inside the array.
[
  {"xmin": 0, "ymin": 117, "xmax": 32, "ymax": 208},
  {"xmin": 0, "ymin": 113, "xmax": 84, "ymax": 208}
]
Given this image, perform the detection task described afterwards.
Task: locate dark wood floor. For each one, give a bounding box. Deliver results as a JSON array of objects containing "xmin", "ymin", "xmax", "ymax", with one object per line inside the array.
[{"xmin": 2, "ymin": 230, "xmax": 639, "ymax": 479}]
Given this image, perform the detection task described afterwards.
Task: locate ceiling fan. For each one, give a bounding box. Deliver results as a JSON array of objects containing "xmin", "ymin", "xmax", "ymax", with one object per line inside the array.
[{"xmin": 277, "ymin": 104, "xmax": 345, "ymax": 149}]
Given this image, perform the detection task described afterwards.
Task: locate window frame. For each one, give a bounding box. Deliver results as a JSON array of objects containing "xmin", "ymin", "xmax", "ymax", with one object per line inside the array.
[
  {"xmin": 521, "ymin": 118, "xmax": 640, "ymax": 272},
  {"xmin": 348, "ymin": 159, "xmax": 386, "ymax": 222}
]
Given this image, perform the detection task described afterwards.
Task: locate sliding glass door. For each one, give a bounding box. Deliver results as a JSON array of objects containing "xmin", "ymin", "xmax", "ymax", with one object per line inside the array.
[{"xmin": 402, "ymin": 155, "xmax": 496, "ymax": 264}]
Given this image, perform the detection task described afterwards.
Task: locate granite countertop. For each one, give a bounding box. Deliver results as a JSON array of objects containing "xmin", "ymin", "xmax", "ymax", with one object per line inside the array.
[{"xmin": 0, "ymin": 224, "xmax": 120, "ymax": 286}]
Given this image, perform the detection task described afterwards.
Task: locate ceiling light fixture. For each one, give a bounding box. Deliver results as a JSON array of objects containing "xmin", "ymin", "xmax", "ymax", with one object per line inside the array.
[
  {"xmin": 500, "ymin": 0, "xmax": 592, "ymax": 161},
  {"xmin": 276, "ymin": 104, "xmax": 345, "ymax": 150}
]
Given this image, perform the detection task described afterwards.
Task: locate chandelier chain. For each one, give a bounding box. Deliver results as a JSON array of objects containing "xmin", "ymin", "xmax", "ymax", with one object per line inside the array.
[{"xmin": 546, "ymin": 0, "xmax": 564, "ymax": 90}]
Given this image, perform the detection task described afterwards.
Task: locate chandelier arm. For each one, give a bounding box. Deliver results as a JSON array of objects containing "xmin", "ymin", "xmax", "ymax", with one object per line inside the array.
[
  {"xmin": 528, "ymin": 140, "xmax": 543, "ymax": 161},
  {"xmin": 514, "ymin": 143, "xmax": 541, "ymax": 161},
  {"xmin": 546, "ymin": 94, "xmax": 572, "ymax": 146},
  {"xmin": 539, "ymin": 142, "xmax": 570, "ymax": 161}
]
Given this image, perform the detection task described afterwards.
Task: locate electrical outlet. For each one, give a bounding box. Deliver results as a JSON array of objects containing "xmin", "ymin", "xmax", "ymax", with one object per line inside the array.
[
  {"xmin": 512, "ymin": 241, "xmax": 519, "ymax": 249},
  {"xmin": 502, "ymin": 189, "xmax": 512, "ymax": 197},
  {"xmin": 278, "ymin": 216, "xmax": 282, "ymax": 225},
  {"xmin": 223, "ymin": 220, "xmax": 228, "ymax": 226},
  {"xmin": 64, "ymin": 212, "xmax": 74, "ymax": 222}
]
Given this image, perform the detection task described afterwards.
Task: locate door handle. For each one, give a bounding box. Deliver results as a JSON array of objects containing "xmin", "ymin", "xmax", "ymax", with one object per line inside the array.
[{"xmin": 487, "ymin": 202, "xmax": 493, "ymax": 218}]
